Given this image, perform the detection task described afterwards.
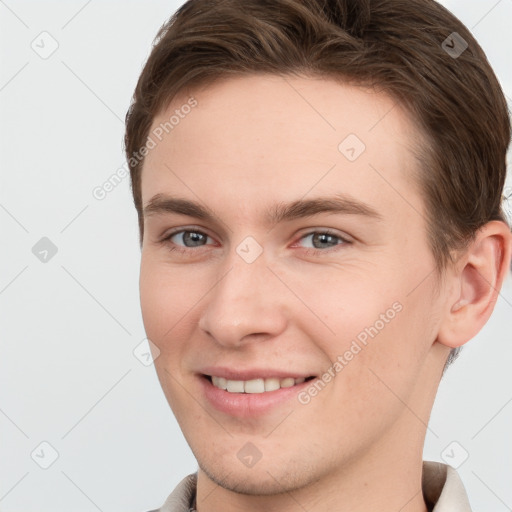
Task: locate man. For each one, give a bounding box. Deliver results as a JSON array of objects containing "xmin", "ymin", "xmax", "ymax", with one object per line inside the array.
[{"xmin": 124, "ymin": 0, "xmax": 512, "ymax": 510}]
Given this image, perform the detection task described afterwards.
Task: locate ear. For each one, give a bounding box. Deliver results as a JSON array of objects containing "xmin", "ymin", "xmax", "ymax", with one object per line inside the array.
[{"xmin": 437, "ymin": 220, "xmax": 512, "ymax": 349}]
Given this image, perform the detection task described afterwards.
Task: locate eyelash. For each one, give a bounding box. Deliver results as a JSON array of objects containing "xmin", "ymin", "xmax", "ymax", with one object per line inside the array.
[{"xmin": 159, "ymin": 228, "xmax": 351, "ymax": 256}]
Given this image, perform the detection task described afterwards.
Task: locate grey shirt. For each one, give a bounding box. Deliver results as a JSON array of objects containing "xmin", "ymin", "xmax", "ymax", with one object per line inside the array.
[{"xmin": 150, "ymin": 461, "xmax": 472, "ymax": 512}]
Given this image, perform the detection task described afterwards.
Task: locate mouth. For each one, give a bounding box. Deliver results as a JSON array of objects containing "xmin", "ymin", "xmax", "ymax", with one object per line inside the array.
[
  {"xmin": 197, "ymin": 368, "xmax": 319, "ymax": 417},
  {"xmin": 203, "ymin": 374, "xmax": 316, "ymax": 393}
]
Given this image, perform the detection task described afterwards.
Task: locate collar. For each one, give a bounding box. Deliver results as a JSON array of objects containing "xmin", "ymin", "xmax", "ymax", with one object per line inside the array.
[
  {"xmin": 422, "ymin": 461, "xmax": 472, "ymax": 511},
  {"xmin": 156, "ymin": 461, "xmax": 472, "ymax": 512}
]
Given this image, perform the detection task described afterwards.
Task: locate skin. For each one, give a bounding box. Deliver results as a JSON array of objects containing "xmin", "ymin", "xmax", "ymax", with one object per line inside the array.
[{"xmin": 138, "ymin": 74, "xmax": 511, "ymax": 512}]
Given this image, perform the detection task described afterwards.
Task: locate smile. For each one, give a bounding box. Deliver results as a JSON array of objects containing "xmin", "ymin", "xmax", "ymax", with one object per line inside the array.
[{"xmin": 208, "ymin": 375, "xmax": 314, "ymax": 393}]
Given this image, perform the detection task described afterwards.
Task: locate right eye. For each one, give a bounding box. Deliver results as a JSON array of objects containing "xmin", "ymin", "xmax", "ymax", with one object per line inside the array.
[{"xmin": 161, "ymin": 229, "xmax": 216, "ymax": 252}]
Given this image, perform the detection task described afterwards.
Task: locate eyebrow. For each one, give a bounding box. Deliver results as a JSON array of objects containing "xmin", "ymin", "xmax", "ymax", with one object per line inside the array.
[{"xmin": 143, "ymin": 193, "xmax": 383, "ymax": 225}]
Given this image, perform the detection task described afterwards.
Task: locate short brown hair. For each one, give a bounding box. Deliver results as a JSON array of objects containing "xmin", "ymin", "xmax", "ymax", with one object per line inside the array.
[{"xmin": 124, "ymin": 0, "xmax": 511, "ymax": 365}]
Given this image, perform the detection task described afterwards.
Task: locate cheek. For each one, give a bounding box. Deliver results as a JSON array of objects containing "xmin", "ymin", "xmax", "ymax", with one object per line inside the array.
[
  {"xmin": 139, "ymin": 261, "xmax": 168, "ymax": 343},
  {"xmin": 299, "ymin": 269, "xmax": 397, "ymax": 348},
  {"xmin": 340, "ymin": 289, "xmax": 437, "ymax": 411},
  {"xmin": 139, "ymin": 258, "xmax": 204, "ymax": 407},
  {"xmin": 310, "ymin": 267, "xmax": 433, "ymax": 386},
  {"xmin": 139, "ymin": 257, "xmax": 200, "ymax": 352}
]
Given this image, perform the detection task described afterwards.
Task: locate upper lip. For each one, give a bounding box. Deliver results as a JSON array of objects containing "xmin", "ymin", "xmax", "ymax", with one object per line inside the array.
[{"xmin": 198, "ymin": 366, "xmax": 315, "ymax": 381}]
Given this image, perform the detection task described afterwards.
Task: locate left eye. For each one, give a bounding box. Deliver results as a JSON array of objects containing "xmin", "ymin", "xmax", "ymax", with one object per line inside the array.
[{"xmin": 297, "ymin": 231, "xmax": 346, "ymax": 250}]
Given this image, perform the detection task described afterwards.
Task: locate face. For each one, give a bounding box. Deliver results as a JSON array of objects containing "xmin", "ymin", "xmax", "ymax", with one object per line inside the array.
[{"xmin": 139, "ymin": 74, "xmax": 449, "ymax": 496}]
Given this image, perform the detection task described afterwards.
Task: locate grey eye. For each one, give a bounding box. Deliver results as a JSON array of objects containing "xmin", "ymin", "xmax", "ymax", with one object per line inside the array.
[{"xmin": 172, "ymin": 231, "xmax": 209, "ymax": 247}]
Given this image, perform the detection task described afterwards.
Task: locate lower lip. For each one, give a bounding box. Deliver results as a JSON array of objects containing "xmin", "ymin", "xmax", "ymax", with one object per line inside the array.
[{"xmin": 199, "ymin": 375, "xmax": 313, "ymax": 418}]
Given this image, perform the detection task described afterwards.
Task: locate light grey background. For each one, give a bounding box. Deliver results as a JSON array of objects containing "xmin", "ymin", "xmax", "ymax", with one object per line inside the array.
[{"xmin": 0, "ymin": 1, "xmax": 511, "ymax": 511}]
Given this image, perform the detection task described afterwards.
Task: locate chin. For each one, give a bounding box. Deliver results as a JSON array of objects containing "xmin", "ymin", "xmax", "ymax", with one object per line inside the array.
[{"xmin": 196, "ymin": 453, "xmax": 322, "ymax": 496}]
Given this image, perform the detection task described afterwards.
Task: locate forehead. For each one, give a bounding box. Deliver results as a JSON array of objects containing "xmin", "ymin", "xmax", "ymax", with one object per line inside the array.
[{"xmin": 141, "ymin": 74, "xmax": 425, "ymax": 224}]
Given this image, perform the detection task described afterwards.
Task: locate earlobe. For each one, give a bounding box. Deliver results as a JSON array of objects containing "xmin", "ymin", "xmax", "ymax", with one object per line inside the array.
[{"xmin": 437, "ymin": 221, "xmax": 512, "ymax": 349}]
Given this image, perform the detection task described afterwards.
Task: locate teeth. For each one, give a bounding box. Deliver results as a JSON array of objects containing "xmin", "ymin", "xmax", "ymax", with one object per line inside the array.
[
  {"xmin": 210, "ymin": 376, "xmax": 308, "ymax": 393},
  {"xmin": 244, "ymin": 379, "xmax": 265, "ymax": 393},
  {"xmin": 214, "ymin": 376, "xmax": 227, "ymax": 390},
  {"xmin": 226, "ymin": 380, "xmax": 244, "ymax": 393},
  {"xmin": 280, "ymin": 377, "xmax": 295, "ymax": 388},
  {"xmin": 264, "ymin": 377, "xmax": 281, "ymax": 392}
]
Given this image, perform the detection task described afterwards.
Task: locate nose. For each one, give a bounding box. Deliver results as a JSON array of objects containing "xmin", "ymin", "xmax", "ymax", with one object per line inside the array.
[{"xmin": 198, "ymin": 250, "xmax": 288, "ymax": 348}]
